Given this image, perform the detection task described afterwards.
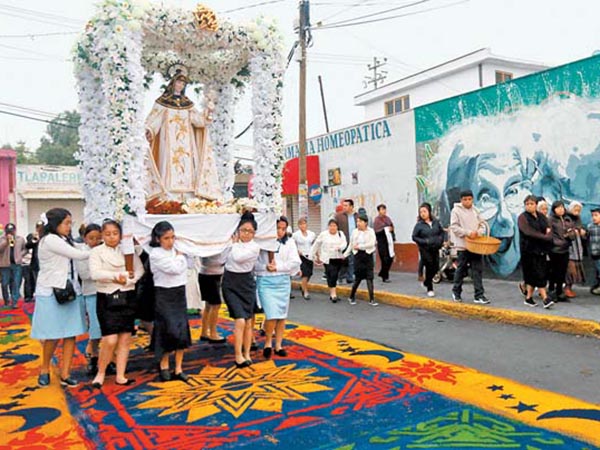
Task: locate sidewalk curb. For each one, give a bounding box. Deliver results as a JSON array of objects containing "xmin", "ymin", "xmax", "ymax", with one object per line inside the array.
[{"xmin": 292, "ymin": 281, "xmax": 600, "ymax": 339}]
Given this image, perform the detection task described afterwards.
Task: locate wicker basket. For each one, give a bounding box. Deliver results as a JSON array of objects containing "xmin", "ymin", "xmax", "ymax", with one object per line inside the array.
[{"xmin": 465, "ymin": 221, "xmax": 501, "ymax": 255}]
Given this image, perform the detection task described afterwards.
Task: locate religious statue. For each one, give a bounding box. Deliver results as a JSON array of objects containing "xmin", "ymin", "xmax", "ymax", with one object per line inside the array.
[{"xmin": 145, "ymin": 67, "xmax": 222, "ymax": 201}]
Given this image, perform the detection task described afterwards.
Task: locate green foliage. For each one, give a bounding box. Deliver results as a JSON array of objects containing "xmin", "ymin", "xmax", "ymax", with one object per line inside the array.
[
  {"xmin": 1, "ymin": 141, "xmax": 37, "ymax": 164},
  {"xmin": 35, "ymin": 110, "xmax": 80, "ymax": 166}
]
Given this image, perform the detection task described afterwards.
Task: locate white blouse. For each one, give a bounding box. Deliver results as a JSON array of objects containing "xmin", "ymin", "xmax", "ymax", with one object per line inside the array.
[
  {"xmin": 74, "ymin": 243, "xmax": 96, "ymax": 296},
  {"xmin": 255, "ymin": 239, "xmax": 302, "ymax": 277},
  {"xmin": 150, "ymin": 247, "xmax": 189, "ymax": 288},
  {"xmin": 311, "ymin": 230, "xmax": 347, "ymax": 264},
  {"xmin": 292, "ymin": 229, "xmax": 316, "ymax": 259},
  {"xmin": 36, "ymin": 234, "xmax": 89, "ymax": 296},
  {"xmin": 89, "ymin": 243, "xmax": 144, "ymax": 293},
  {"xmin": 224, "ymin": 240, "xmax": 261, "ymax": 273},
  {"xmin": 344, "ymin": 227, "xmax": 377, "ymax": 256}
]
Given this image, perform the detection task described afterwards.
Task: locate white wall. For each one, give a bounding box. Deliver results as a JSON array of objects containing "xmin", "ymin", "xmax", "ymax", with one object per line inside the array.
[{"xmin": 285, "ymin": 113, "xmax": 419, "ymax": 243}]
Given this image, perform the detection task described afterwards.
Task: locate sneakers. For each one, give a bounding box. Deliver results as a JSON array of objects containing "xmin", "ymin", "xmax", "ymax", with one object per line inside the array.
[
  {"xmin": 369, "ymin": 299, "xmax": 379, "ymax": 307},
  {"xmin": 591, "ymin": 285, "xmax": 600, "ymax": 295},
  {"xmin": 543, "ymin": 298, "xmax": 555, "ymax": 309},
  {"xmin": 474, "ymin": 296, "xmax": 491, "ymax": 305},
  {"xmin": 302, "ymin": 292, "xmax": 311, "ymax": 300},
  {"xmin": 38, "ymin": 373, "xmax": 50, "ymax": 387},
  {"xmin": 348, "ymin": 297, "xmax": 357, "ymax": 305},
  {"xmin": 321, "ymin": 274, "xmax": 328, "ymax": 281},
  {"xmin": 518, "ymin": 282, "xmax": 527, "ymax": 297},
  {"xmin": 427, "ymin": 291, "xmax": 435, "ymax": 298},
  {"xmin": 524, "ymin": 297, "xmax": 537, "ymax": 307},
  {"xmin": 452, "ymin": 293, "xmax": 462, "ymax": 303},
  {"xmin": 60, "ymin": 377, "xmax": 79, "ymax": 388}
]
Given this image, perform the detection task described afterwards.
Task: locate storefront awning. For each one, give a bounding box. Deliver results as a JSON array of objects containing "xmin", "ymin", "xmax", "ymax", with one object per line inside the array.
[{"xmin": 281, "ymin": 155, "xmax": 320, "ymax": 196}]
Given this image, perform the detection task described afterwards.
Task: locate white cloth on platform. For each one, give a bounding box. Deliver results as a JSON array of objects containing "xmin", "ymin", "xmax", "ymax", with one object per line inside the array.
[{"xmin": 122, "ymin": 212, "xmax": 278, "ymax": 258}]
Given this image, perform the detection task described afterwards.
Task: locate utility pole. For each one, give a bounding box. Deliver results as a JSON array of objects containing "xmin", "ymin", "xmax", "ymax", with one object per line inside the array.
[
  {"xmin": 298, "ymin": 0, "xmax": 309, "ymax": 220},
  {"xmin": 363, "ymin": 56, "xmax": 388, "ymax": 90}
]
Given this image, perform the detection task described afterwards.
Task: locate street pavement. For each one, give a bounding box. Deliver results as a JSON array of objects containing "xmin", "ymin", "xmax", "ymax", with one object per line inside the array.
[
  {"xmin": 295, "ymin": 268, "xmax": 600, "ymax": 336},
  {"xmin": 287, "ymin": 290, "xmax": 600, "ymax": 405}
]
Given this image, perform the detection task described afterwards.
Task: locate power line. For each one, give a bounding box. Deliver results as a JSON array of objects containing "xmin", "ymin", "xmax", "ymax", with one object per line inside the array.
[
  {"xmin": 0, "ymin": 31, "xmax": 78, "ymax": 38},
  {"xmin": 0, "ymin": 4, "xmax": 82, "ymax": 24},
  {"xmin": 0, "ymin": 102, "xmax": 65, "ymax": 119},
  {"xmin": 313, "ymin": 0, "xmax": 469, "ymax": 30},
  {"xmin": 319, "ymin": 0, "xmax": 431, "ymax": 26},
  {"xmin": 0, "ymin": 110, "xmax": 78, "ymax": 129},
  {"xmin": 219, "ymin": 0, "xmax": 288, "ymax": 14},
  {"xmin": 0, "ymin": 43, "xmax": 67, "ymax": 61}
]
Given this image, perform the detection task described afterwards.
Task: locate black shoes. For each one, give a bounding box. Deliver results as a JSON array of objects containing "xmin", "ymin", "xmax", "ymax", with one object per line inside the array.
[
  {"xmin": 263, "ymin": 347, "xmax": 272, "ymax": 359},
  {"xmin": 234, "ymin": 360, "xmax": 251, "ymax": 369},
  {"xmin": 330, "ymin": 296, "xmax": 339, "ymax": 303},
  {"xmin": 452, "ymin": 293, "xmax": 462, "ymax": 303},
  {"xmin": 208, "ymin": 337, "xmax": 226, "ymax": 344},
  {"xmin": 115, "ymin": 378, "xmax": 136, "ymax": 386},
  {"xmin": 474, "ymin": 296, "xmax": 491, "ymax": 305},
  {"xmin": 173, "ymin": 372, "xmax": 190, "ymax": 382},
  {"xmin": 524, "ymin": 297, "xmax": 537, "ymax": 307},
  {"xmin": 274, "ymin": 348, "xmax": 287, "ymax": 357},
  {"xmin": 60, "ymin": 377, "xmax": 78, "ymax": 388},
  {"xmin": 159, "ymin": 368, "xmax": 172, "ymax": 382},
  {"xmin": 542, "ymin": 298, "xmax": 555, "ymax": 309}
]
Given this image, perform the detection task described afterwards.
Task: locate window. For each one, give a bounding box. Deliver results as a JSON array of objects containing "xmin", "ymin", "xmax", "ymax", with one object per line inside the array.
[
  {"xmin": 384, "ymin": 95, "xmax": 410, "ymax": 116},
  {"xmin": 495, "ymin": 70, "xmax": 513, "ymax": 84}
]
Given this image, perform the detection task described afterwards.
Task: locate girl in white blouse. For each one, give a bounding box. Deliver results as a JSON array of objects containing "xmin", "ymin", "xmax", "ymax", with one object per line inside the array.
[
  {"xmin": 149, "ymin": 221, "xmax": 193, "ymax": 382},
  {"xmin": 222, "ymin": 212, "xmax": 261, "ymax": 368},
  {"xmin": 344, "ymin": 213, "xmax": 378, "ymax": 306},
  {"xmin": 256, "ymin": 216, "xmax": 301, "ymax": 359},
  {"xmin": 30, "ymin": 208, "xmax": 90, "ymax": 388},
  {"xmin": 292, "ymin": 217, "xmax": 316, "ymax": 300},
  {"xmin": 311, "ymin": 219, "xmax": 347, "ymax": 303},
  {"xmin": 89, "ymin": 220, "xmax": 144, "ymax": 388}
]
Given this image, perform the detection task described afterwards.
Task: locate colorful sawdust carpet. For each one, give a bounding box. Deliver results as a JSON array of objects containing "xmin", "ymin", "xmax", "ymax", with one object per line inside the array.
[{"xmin": 0, "ymin": 303, "xmax": 599, "ymax": 449}]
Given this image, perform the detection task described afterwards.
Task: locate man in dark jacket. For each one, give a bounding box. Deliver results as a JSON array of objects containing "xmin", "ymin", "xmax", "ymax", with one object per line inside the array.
[
  {"xmin": 335, "ymin": 199, "xmax": 358, "ymax": 283},
  {"xmin": 24, "ymin": 221, "xmax": 44, "ymax": 302}
]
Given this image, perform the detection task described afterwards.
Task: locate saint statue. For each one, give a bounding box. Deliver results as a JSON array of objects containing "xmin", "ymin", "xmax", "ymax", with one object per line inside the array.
[{"xmin": 145, "ymin": 68, "xmax": 222, "ymax": 201}]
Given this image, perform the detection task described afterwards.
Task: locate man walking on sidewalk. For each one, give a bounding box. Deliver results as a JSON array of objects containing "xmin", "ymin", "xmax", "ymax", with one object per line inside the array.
[
  {"xmin": 335, "ymin": 199, "xmax": 358, "ymax": 284},
  {"xmin": 0, "ymin": 223, "xmax": 27, "ymax": 308},
  {"xmin": 450, "ymin": 190, "xmax": 490, "ymax": 304}
]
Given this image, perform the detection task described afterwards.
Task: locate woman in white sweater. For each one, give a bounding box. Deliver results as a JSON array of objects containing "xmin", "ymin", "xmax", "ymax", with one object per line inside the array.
[
  {"xmin": 89, "ymin": 220, "xmax": 144, "ymax": 388},
  {"xmin": 30, "ymin": 208, "xmax": 90, "ymax": 388},
  {"xmin": 292, "ymin": 217, "xmax": 316, "ymax": 300},
  {"xmin": 344, "ymin": 213, "xmax": 378, "ymax": 306},
  {"xmin": 311, "ymin": 219, "xmax": 347, "ymax": 303},
  {"xmin": 256, "ymin": 216, "xmax": 301, "ymax": 359},
  {"xmin": 149, "ymin": 221, "xmax": 193, "ymax": 382}
]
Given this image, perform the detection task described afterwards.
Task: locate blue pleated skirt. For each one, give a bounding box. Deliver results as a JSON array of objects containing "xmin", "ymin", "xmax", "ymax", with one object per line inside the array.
[{"xmin": 30, "ymin": 294, "xmax": 86, "ymax": 340}]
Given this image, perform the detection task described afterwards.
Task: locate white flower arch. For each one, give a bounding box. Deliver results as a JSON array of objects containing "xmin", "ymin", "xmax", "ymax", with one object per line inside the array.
[{"xmin": 74, "ymin": 0, "xmax": 285, "ymax": 222}]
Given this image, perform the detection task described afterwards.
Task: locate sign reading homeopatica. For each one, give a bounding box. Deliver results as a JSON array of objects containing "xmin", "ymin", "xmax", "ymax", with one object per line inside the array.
[{"xmin": 284, "ymin": 119, "xmax": 392, "ymax": 160}]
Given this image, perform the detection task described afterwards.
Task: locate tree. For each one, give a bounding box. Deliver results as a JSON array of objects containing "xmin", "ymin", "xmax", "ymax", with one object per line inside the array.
[
  {"xmin": 1, "ymin": 141, "xmax": 36, "ymax": 164},
  {"xmin": 35, "ymin": 110, "xmax": 80, "ymax": 166}
]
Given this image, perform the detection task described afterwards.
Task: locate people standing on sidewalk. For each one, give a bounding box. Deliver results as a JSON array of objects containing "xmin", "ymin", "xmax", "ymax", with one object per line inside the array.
[
  {"xmin": 344, "ymin": 213, "xmax": 378, "ymax": 306},
  {"xmin": 564, "ymin": 201, "xmax": 586, "ymax": 299},
  {"xmin": 30, "ymin": 208, "xmax": 90, "ymax": 388},
  {"xmin": 257, "ymin": 216, "xmax": 301, "ymax": 359},
  {"xmin": 24, "ymin": 221, "xmax": 45, "ymax": 302},
  {"xmin": 548, "ymin": 201, "xmax": 575, "ymax": 302},
  {"xmin": 588, "ymin": 207, "xmax": 600, "ymax": 295},
  {"xmin": 373, "ymin": 204, "xmax": 395, "ymax": 283},
  {"xmin": 517, "ymin": 195, "xmax": 554, "ymax": 309},
  {"xmin": 311, "ymin": 219, "xmax": 347, "ymax": 303},
  {"xmin": 222, "ymin": 212, "xmax": 261, "ymax": 368},
  {"xmin": 74, "ymin": 223, "xmax": 103, "ymax": 375},
  {"xmin": 198, "ymin": 252, "xmax": 227, "ymax": 343},
  {"xmin": 450, "ymin": 190, "xmax": 490, "ymax": 304},
  {"xmin": 412, "ymin": 203, "xmax": 444, "ymax": 298},
  {"xmin": 292, "ymin": 217, "xmax": 316, "ymax": 300},
  {"xmin": 335, "ymin": 199, "xmax": 358, "ymax": 284},
  {"xmin": 21, "ymin": 246, "xmax": 33, "ymax": 303},
  {"xmin": 0, "ymin": 223, "xmax": 26, "ymax": 308},
  {"xmin": 149, "ymin": 221, "xmax": 193, "ymax": 382},
  {"xmin": 90, "ymin": 220, "xmax": 144, "ymax": 388}
]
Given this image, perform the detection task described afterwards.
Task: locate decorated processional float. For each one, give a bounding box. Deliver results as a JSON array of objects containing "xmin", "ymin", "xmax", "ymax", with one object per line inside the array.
[{"xmin": 74, "ymin": 0, "xmax": 285, "ymax": 256}]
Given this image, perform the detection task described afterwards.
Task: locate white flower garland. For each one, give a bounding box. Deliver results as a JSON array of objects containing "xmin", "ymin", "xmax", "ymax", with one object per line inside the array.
[{"xmin": 74, "ymin": 0, "xmax": 285, "ymax": 220}]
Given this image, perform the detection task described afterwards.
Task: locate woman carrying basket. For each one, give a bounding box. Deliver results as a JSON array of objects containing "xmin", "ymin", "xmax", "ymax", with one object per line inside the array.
[{"xmin": 449, "ymin": 190, "xmax": 491, "ymax": 305}]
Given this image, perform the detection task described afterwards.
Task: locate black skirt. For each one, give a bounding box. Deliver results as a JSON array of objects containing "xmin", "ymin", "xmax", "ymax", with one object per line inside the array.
[
  {"xmin": 96, "ymin": 291, "xmax": 136, "ymax": 336},
  {"xmin": 353, "ymin": 250, "xmax": 374, "ymax": 280},
  {"xmin": 300, "ymin": 255, "xmax": 314, "ymax": 278},
  {"xmin": 521, "ymin": 253, "xmax": 548, "ymax": 288},
  {"xmin": 198, "ymin": 273, "xmax": 222, "ymax": 305},
  {"xmin": 221, "ymin": 270, "xmax": 256, "ymax": 319},
  {"xmin": 153, "ymin": 285, "xmax": 191, "ymax": 357}
]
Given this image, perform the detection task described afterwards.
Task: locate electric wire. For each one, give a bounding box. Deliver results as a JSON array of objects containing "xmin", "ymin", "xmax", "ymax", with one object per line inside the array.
[{"xmin": 0, "ymin": 110, "xmax": 78, "ymax": 129}]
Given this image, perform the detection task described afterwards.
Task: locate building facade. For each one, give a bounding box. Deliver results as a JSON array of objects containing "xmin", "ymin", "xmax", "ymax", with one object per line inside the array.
[{"xmin": 354, "ymin": 48, "xmax": 548, "ymax": 121}]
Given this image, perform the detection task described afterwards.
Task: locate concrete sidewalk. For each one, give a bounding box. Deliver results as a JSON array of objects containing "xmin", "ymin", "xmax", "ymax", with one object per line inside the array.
[{"xmin": 293, "ymin": 269, "xmax": 600, "ymax": 339}]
